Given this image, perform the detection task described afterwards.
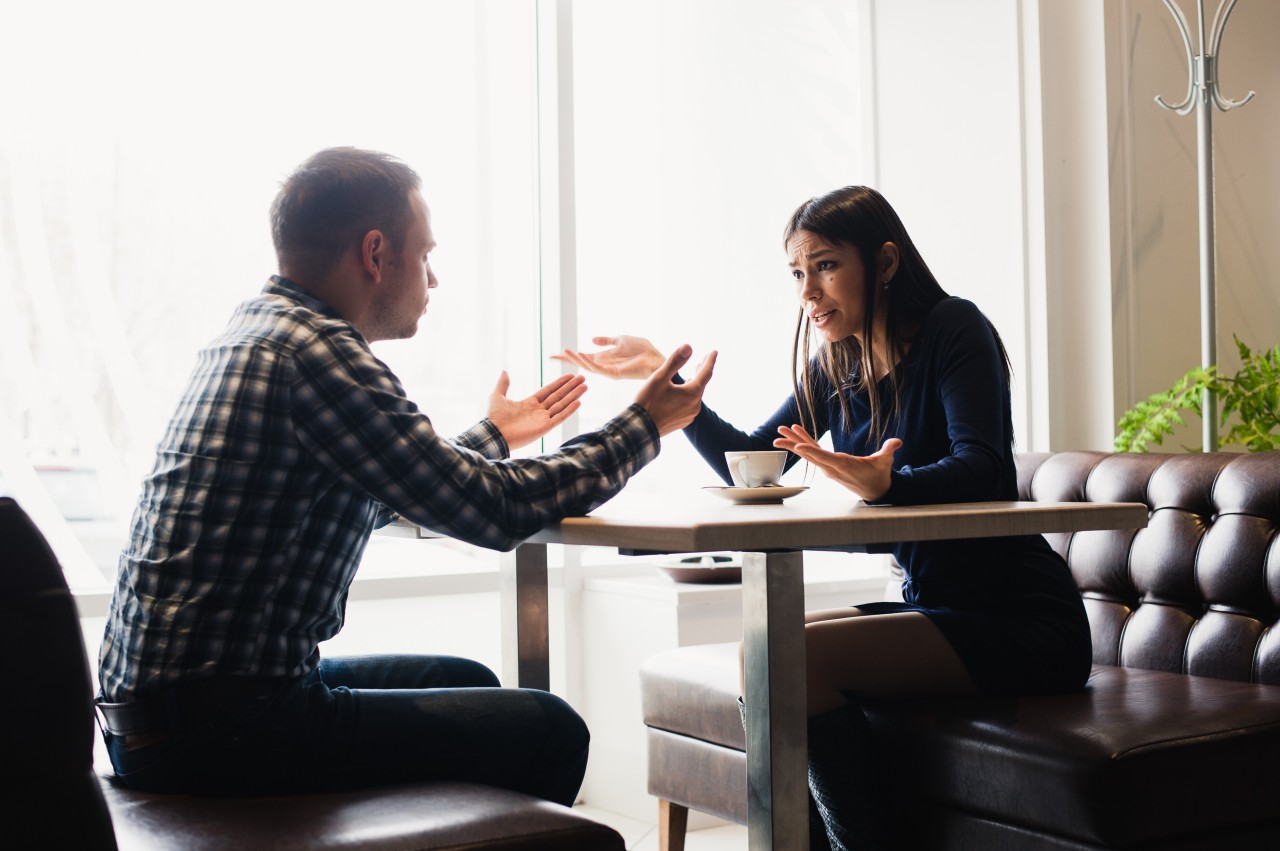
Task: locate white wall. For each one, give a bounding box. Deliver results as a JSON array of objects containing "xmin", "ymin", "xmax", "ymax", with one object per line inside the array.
[
  {"xmin": 1036, "ymin": 0, "xmax": 1118, "ymax": 451},
  {"xmin": 868, "ymin": 0, "xmax": 1118, "ymax": 452},
  {"xmin": 871, "ymin": 0, "xmax": 1280, "ymax": 451},
  {"xmin": 871, "ymin": 0, "xmax": 1042, "ymax": 448},
  {"xmin": 1107, "ymin": 0, "xmax": 1280, "ymax": 449}
]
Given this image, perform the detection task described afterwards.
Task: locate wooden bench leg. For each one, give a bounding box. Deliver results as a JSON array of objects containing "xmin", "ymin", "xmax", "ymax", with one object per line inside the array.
[{"xmin": 658, "ymin": 799, "xmax": 689, "ymax": 851}]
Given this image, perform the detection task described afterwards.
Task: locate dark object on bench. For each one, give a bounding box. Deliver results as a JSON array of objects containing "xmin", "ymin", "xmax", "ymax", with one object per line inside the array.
[
  {"xmin": 640, "ymin": 451, "xmax": 1280, "ymax": 850},
  {"xmin": 0, "ymin": 497, "xmax": 623, "ymax": 851}
]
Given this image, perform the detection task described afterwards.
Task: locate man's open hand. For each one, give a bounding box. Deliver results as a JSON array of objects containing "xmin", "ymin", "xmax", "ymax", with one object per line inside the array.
[
  {"xmin": 487, "ymin": 371, "xmax": 587, "ymax": 451},
  {"xmin": 633, "ymin": 344, "xmax": 717, "ymax": 436}
]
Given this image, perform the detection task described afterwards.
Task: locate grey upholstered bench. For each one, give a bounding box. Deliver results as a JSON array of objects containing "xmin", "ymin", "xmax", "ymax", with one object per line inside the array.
[{"xmin": 640, "ymin": 452, "xmax": 1280, "ymax": 850}]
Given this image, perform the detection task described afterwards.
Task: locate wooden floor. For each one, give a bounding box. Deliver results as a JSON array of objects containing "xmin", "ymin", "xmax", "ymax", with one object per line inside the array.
[{"xmin": 575, "ymin": 806, "xmax": 747, "ymax": 851}]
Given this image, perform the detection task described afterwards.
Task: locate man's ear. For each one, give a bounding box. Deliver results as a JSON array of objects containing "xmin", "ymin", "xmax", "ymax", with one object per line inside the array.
[
  {"xmin": 361, "ymin": 229, "xmax": 387, "ymax": 282},
  {"xmin": 880, "ymin": 241, "xmax": 900, "ymax": 283}
]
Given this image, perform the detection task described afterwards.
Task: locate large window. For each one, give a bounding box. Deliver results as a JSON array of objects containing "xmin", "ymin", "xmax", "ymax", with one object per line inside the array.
[
  {"xmin": 1, "ymin": 0, "xmax": 541, "ymax": 587},
  {"xmin": 1, "ymin": 0, "xmax": 869, "ymax": 588},
  {"xmin": 571, "ymin": 0, "xmax": 867, "ymax": 496}
]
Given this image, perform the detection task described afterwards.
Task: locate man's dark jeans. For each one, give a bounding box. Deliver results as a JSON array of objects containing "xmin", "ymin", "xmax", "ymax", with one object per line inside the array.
[{"xmin": 103, "ymin": 654, "xmax": 588, "ymax": 805}]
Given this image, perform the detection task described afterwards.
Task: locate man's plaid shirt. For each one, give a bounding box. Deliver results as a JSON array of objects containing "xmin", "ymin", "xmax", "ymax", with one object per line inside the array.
[{"xmin": 99, "ymin": 277, "xmax": 659, "ymax": 701}]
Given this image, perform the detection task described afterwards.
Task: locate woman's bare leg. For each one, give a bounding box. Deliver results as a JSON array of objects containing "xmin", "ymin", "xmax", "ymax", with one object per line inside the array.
[
  {"xmin": 733, "ymin": 608, "xmax": 975, "ymax": 849},
  {"xmin": 737, "ymin": 608, "xmax": 977, "ymax": 715},
  {"xmin": 805, "ymin": 610, "xmax": 977, "ymax": 714}
]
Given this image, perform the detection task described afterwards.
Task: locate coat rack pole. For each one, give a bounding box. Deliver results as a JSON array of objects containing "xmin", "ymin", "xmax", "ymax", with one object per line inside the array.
[
  {"xmin": 1155, "ymin": 0, "xmax": 1255, "ymax": 451},
  {"xmin": 1195, "ymin": 2, "xmax": 1218, "ymax": 451}
]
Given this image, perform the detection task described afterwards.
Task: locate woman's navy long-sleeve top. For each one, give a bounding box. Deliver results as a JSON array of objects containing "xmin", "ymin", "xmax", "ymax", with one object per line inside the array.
[{"xmin": 683, "ymin": 297, "xmax": 1073, "ymax": 613}]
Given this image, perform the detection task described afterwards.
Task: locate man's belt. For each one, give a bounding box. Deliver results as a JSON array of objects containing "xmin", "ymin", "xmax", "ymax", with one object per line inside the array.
[
  {"xmin": 95, "ymin": 696, "xmax": 168, "ymax": 736},
  {"xmin": 95, "ymin": 676, "xmax": 287, "ymax": 737}
]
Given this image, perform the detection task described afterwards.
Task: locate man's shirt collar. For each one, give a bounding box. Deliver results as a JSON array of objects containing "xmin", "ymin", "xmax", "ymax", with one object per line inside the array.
[{"xmin": 266, "ymin": 275, "xmax": 347, "ymax": 323}]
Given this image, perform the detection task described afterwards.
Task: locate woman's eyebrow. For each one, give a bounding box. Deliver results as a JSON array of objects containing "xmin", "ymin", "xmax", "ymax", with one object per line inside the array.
[{"xmin": 790, "ymin": 248, "xmax": 834, "ymax": 267}]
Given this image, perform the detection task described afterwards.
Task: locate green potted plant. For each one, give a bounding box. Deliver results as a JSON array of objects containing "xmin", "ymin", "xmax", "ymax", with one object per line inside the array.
[{"xmin": 1115, "ymin": 336, "xmax": 1280, "ymax": 452}]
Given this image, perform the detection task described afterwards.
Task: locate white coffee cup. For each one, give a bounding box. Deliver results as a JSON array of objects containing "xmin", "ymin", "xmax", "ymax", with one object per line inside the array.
[{"xmin": 725, "ymin": 450, "xmax": 787, "ymax": 488}]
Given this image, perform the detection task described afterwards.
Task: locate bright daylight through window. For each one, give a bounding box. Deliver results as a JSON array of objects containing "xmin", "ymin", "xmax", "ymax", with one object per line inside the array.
[
  {"xmin": 1, "ymin": 0, "xmax": 866, "ymax": 588},
  {"xmin": 0, "ymin": 0, "xmax": 540, "ymax": 588},
  {"xmin": 571, "ymin": 0, "xmax": 867, "ymax": 502}
]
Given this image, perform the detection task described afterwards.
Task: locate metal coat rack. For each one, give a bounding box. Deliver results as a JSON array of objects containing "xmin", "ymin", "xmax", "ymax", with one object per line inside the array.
[{"xmin": 1154, "ymin": 0, "xmax": 1255, "ymax": 451}]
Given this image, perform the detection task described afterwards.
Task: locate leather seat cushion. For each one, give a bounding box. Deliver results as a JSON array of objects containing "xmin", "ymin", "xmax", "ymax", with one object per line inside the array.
[
  {"xmin": 101, "ymin": 775, "xmax": 624, "ymax": 851},
  {"xmin": 642, "ymin": 642, "xmax": 1280, "ymax": 847},
  {"xmin": 868, "ymin": 665, "xmax": 1280, "ymax": 846}
]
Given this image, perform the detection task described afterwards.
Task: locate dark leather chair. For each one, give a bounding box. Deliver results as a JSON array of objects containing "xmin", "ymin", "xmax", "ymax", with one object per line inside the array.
[
  {"xmin": 640, "ymin": 452, "xmax": 1280, "ymax": 850},
  {"xmin": 3, "ymin": 496, "xmax": 118, "ymax": 849},
  {"xmin": 0, "ymin": 497, "xmax": 624, "ymax": 851}
]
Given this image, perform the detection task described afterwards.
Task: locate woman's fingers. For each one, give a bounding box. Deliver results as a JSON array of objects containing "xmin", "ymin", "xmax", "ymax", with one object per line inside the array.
[
  {"xmin": 776, "ymin": 423, "xmax": 822, "ymax": 454},
  {"xmin": 774, "ymin": 425, "xmax": 899, "ymax": 499},
  {"xmin": 556, "ymin": 348, "xmax": 615, "ymax": 376},
  {"xmin": 777, "ymin": 438, "xmax": 836, "ymax": 471},
  {"xmin": 560, "ymin": 350, "xmax": 589, "ymax": 369},
  {"xmin": 875, "ymin": 437, "xmax": 903, "ymax": 458},
  {"xmin": 682, "ymin": 350, "xmax": 718, "ymax": 390}
]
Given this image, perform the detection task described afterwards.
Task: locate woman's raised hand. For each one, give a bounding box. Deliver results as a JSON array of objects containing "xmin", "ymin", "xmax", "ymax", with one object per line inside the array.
[
  {"xmin": 552, "ymin": 335, "xmax": 666, "ymax": 380},
  {"xmin": 774, "ymin": 424, "xmax": 902, "ymax": 502}
]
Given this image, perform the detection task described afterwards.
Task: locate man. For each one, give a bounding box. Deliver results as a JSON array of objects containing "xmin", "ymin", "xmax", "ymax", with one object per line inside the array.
[{"xmin": 96, "ymin": 147, "xmax": 715, "ymax": 803}]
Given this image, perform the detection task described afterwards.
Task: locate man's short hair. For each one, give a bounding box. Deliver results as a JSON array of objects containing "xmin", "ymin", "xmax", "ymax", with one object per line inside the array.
[{"xmin": 270, "ymin": 148, "xmax": 422, "ymax": 283}]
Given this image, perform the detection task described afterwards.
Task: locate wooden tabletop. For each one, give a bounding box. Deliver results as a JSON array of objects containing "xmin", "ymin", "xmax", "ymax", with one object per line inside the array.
[{"xmin": 524, "ymin": 493, "xmax": 1148, "ymax": 554}]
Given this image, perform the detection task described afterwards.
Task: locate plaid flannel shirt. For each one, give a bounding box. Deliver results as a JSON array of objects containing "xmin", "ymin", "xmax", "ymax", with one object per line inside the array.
[{"xmin": 99, "ymin": 277, "xmax": 658, "ymax": 701}]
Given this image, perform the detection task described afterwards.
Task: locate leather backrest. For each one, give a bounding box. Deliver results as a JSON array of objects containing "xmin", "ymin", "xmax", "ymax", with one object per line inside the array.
[
  {"xmin": 1017, "ymin": 452, "xmax": 1280, "ymax": 686},
  {"xmin": 0, "ymin": 497, "xmax": 118, "ymax": 849}
]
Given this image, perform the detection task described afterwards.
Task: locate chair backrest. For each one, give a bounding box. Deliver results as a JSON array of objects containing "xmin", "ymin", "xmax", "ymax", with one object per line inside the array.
[
  {"xmin": 0, "ymin": 497, "xmax": 118, "ymax": 849},
  {"xmin": 1016, "ymin": 451, "xmax": 1280, "ymax": 686}
]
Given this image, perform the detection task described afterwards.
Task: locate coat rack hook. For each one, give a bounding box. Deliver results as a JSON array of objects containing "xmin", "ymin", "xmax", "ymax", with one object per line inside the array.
[
  {"xmin": 1154, "ymin": 0, "xmax": 1196, "ymax": 114},
  {"xmin": 1155, "ymin": 0, "xmax": 1255, "ymax": 115}
]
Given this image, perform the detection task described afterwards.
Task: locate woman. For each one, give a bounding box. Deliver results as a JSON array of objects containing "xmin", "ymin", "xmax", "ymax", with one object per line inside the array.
[{"xmin": 556, "ymin": 186, "xmax": 1091, "ymax": 850}]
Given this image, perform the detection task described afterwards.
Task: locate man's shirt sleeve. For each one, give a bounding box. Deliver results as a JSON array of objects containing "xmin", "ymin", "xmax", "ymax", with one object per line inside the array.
[
  {"xmin": 290, "ymin": 324, "xmax": 659, "ymax": 551},
  {"xmin": 454, "ymin": 419, "xmax": 510, "ymax": 460}
]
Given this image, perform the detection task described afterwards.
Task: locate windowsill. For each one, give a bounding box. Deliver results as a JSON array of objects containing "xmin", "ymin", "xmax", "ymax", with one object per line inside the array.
[
  {"xmin": 71, "ymin": 534, "xmax": 517, "ymax": 618},
  {"xmin": 582, "ymin": 553, "xmax": 892, "ymax": 602},
  {"xmin": 72, "ymin": 520, "xmax": 897, "ymax": 619},
  {"xmin": 71, "ymin": 519, "xmax": 508, "ymax": 614}
]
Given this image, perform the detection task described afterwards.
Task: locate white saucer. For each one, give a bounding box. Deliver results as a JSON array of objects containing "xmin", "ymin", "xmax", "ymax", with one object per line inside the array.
[{"xmin": 702, "ymin": 485, "xmax": 809, "ymax": 504}]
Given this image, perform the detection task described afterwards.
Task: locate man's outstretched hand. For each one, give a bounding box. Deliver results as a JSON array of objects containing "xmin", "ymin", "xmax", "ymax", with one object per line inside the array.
[
  {"xmin": 487, "ymin": 371, "xmax": 587, "ymax": 451},
  {"xmin": 633, "ymin": 344, "xmax": 717, "ymax": 436}
]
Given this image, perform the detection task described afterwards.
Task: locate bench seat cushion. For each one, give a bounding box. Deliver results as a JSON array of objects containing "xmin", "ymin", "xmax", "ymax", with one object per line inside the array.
[
  {"xmin": 641, "ymin": 642, "xmax": 1280, "ymax": 847},
  {"xmin": 102, "ymin": 776, "xmax": 625, "ymax": 851},
  {"xmin": 869, "ymin": 665, "xmax": 1280, "ymax": 846},
  {"xmin": 642, "ymin": 642, "xmax": 746, "ymax": 751}
]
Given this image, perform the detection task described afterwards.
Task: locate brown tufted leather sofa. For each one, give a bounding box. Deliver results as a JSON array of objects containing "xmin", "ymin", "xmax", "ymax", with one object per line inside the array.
[
  {"xmin": 640, "ymin": 451, "xmax": 1280, "ymax": 850},
  {"xmin": 2, "ymin": 496, "xmax": 623, "ymax": 851}
]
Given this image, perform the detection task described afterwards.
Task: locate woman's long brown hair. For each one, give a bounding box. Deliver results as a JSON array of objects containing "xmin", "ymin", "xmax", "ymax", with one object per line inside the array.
[{"xmin": 784, "ymin": 186, "xmax": 1010, "ymax": 446}]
